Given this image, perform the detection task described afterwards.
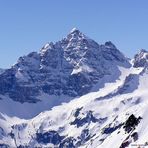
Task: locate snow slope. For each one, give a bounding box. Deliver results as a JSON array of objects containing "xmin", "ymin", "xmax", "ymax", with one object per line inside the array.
[
  {"xmin": 0, "ymin": 65, "xmax": 148, "ymax": 147},
  {"xmin": 0, "ymin": 29, "xmax": 148, "ymax": 147}
]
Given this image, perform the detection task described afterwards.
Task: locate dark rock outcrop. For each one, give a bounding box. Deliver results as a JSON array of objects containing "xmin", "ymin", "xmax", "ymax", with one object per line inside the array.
[{"xmin": 123, "ymin": 114, "xmax": 142, "ymax": 133}]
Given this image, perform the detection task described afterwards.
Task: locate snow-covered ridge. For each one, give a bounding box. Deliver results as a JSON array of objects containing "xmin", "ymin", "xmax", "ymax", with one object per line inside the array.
[
  {"xmin": 0, "ymin": 29, "xmax": 148, "ymax": 147},
  {"xmin": 0, "ymin": 28, "xmax": 130, "ymax": 107},
  {"xmin": 133, "ymin": 49, "xmax": 148, "ymax": 67}
]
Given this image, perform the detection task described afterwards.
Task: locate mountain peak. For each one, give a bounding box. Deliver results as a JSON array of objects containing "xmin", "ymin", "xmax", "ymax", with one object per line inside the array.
[
  {"xmin": 0, "ymin": 28, "xmax": 130, "ymax": 105},
  {"xmin": 40, "ymin": 42, "xmax": 54, "ymax": 55},
  {"xmin": 67, "ymin": 27, "xmax": 83, "ymax": 38},
  {"xmin": 133, "ymin": 49, "xmax": 148, "ymax": 67},
  {"xmin": 65, "ymin": 28, "xmax": 87, "ymax": 44},
  {"xmin": 139, "ymin": 49, "xmax": 147, "ymax": 54},
  {"xmin": 70, "ymin": 27, "xmax": 80, "ymax": 33},
  {"xmin": 105, "ymin": 41, "xmax": 117, "ymax": 49}
]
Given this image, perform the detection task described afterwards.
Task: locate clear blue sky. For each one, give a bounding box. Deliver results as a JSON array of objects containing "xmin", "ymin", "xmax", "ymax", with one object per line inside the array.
[{"xmin": 0, "ymin": 0, "xmax": 148, "ymax": 68}]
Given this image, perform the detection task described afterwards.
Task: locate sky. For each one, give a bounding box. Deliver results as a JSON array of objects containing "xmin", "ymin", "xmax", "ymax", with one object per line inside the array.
[{"xmin": 0, "ymin": 0, "xmax": 148, "ymax": 68}]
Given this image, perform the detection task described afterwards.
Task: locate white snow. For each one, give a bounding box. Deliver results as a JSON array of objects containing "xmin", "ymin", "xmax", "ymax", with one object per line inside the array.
[
  {"xmin": 71, "ymin": 64, "xmax": 94, "ymax": 75},
  {"xmin": 70, "ymin": 27, "xmax": 78, "ymax": 33},
  {"xmin": 0, "ymin": 64, "xmax": 148, "ymax": 147}
]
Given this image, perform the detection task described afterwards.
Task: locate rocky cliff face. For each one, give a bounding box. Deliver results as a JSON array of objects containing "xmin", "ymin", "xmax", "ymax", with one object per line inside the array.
[
  {"xmin": 0, "ymin": 28, "xmax": 130, "ymax": 103},
  {"xmin": 133, "ymin": 49, "xmax": 148, "ymax": 68}
]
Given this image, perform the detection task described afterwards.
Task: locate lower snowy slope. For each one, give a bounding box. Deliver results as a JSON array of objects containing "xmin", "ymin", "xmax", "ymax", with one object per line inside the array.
[
  {"xmin": 0, "ymin": 65, "xmax": 148, "ymax": 147},
  {"xmin": 0, "ymin": 63, "xmax": 130, "ymax": 119}
]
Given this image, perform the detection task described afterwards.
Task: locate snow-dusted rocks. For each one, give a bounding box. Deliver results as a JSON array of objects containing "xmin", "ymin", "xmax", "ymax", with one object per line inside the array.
[
  {"xmin": 133, "ymin": 49, "xmax": 148, "ymax": 68},
  {"xmin": 105, "ymin": 41, "xmax": 117, "ymax": 49},
  {"xmin": 0, "ymin": 29, "xmax": 130, "ymax": 104},
  {"xmin": 0, "ymin": 29, "xmax": 148, "ymax": 147}
]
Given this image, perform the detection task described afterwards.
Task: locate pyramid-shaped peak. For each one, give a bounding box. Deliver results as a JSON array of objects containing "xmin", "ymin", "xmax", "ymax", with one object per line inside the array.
[
  {"xmin": 135, "ymin": 49, "xmax": 148, "ymax": 58},
  {"xmin": 70, "ymin": 27, "xmax": 81, "ymax": 34},
  {"xmin": 105, "ymin": 41, "xmax": 117, "ymax": 49},
  {"xmin": 66, "ymin": 28, "xmax": 87, "ymax": 42},
  {"xmin": 133, "ymin": 49, "xmax": 148, "ymax": 68},
  {"xmin": 139, "ymin": 49, "xmax": 148, "ymax": 54},
  {"xmin": 40, "ymin": 42, "xmax": 54, "ymax": 50}
]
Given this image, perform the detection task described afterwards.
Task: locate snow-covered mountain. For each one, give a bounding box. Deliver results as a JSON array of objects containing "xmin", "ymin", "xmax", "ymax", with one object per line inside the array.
[
  {"xmin": 0, "ymin": 28, "xmax": 148, "ymax": 147},
  {"xmin": 0, "ymin": 28, "xmax": 130, "ymax": 118}
]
